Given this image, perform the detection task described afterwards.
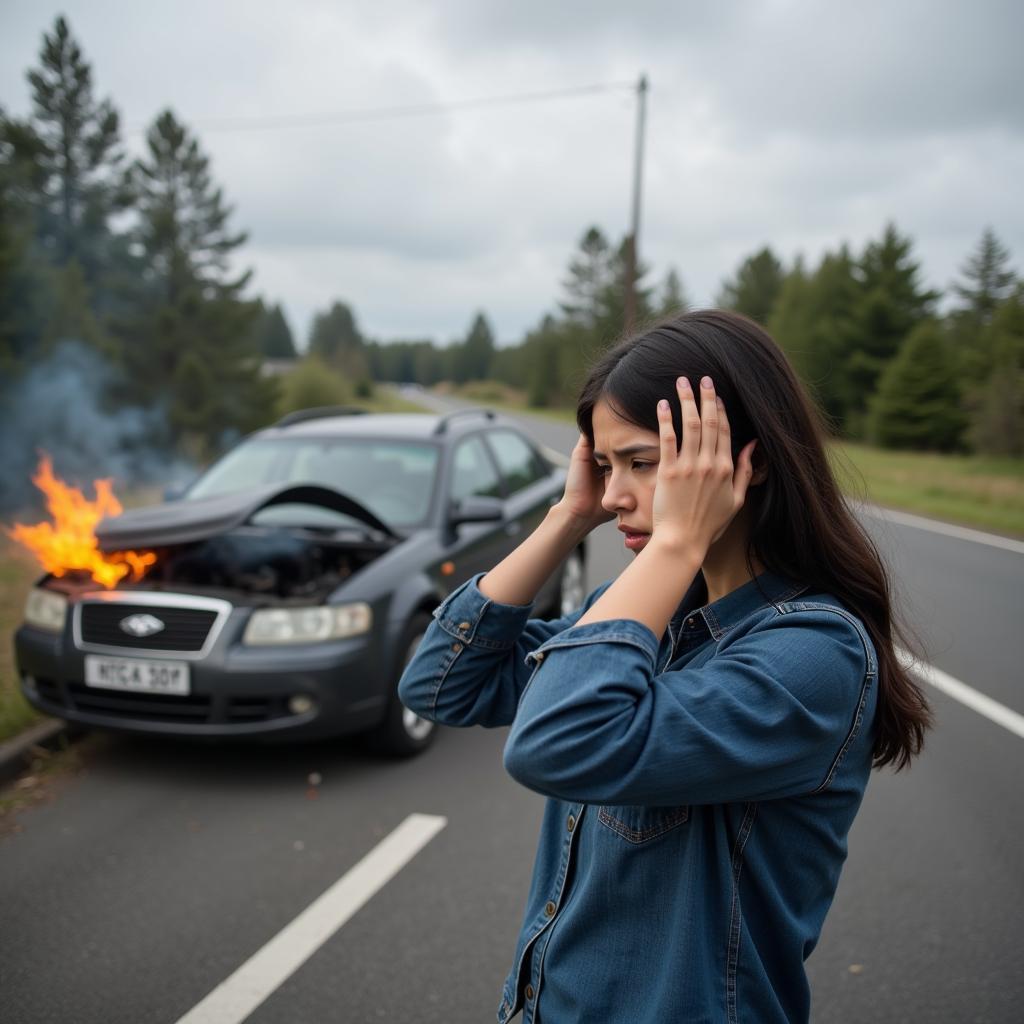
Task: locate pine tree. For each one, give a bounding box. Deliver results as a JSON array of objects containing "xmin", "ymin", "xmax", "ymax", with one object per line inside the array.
[
  {"xmin": 309, "ymin": 301, "xmax": 362, "ymax": 360},
  {"xmin": 527, "ymin": 328, "xmax": 561, "ymax": 408},
  {"xmin": 846, "ymin": 223, "xmax": 939, "ymax": 435},
  {"xmin": 459, "ymin": 312, "xmax": 496, "ymax": 382},
  {"xmin": 265, "ymin": 305, "xmax": 296, "ymax": 358},
  {"xmin": 251, "ymin": 301, "xmax": 296, "ymax": 359},
  {"xmin": 950, "ymin": 229, "xmax": 1017, "ymax": 386},
  {"xmin": 122, "ymin": 109, "xmax": 275, "ymax": 454},
  {"xmin": 19, "ymin": 16, "xmax": 130, "ymax": 287},
  {"xmin": 953, "ymin": 228, "xmax": 1016, "ymax": 325},
  {"xmin": 598, "ymin": 236, "xmax": 654, "ymax": 337},
  {"xmin": 560, "ymin": 227, "xmax": 612, "ymax": 329},
  {"xmin": 308, "ymin": 301, "xmax": 369, "ymax": 384},
  {"xmin": 868, "ymin": 320, "xmax": 966, "ymax": 451},
  {"xmin": 658, "ymin": 267, "xmax": 690, "ymax": 315},
  {"xmin": 716, "ymin": 247, "xmax": 785, "ymax": 325},
  {"xmin": 770, "ymin": 247, "xmax": 862, "ymax": 432},
  {"xmin": 965, "ymin": 284, "xmax": 1024, "ymax": 456},
  {"xmin": 0, "ymin": 111, "xmax": 50, "ymax": 371},
  {"xmin": 768, "ymin": 259, "xmax": 815, "ymax": 379}
]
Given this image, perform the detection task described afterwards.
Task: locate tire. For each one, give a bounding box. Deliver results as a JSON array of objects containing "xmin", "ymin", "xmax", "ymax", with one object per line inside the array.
[
  {"xmin": 555, "ymin": 548, "xmax": 586, "ymax": 618},
  {"xmin": 367, "ymin": 612, "xmax": 438, "ymax": 758}
]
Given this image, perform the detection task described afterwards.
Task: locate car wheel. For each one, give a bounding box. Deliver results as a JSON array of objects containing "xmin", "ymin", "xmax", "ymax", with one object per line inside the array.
[
  {"xmin": 368, "ymin": 612, "xmax": 437, "ymax": 758},
  {"xmin": 557, "ymin": 548, "xmax": 586, "ymax": 617}
]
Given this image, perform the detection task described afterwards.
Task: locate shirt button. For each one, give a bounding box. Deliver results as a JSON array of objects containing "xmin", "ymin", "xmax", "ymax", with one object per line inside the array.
[
  {"xmin": 535, "ymin": 652, "xmax": 545, "ymax": 662},
  {"xmin": 458, "ymin": 621, "xmax": 471, "ymax": 631},
  {"xmin": 451, "ymin": 642, "xmax": 462, "ymax": 652},
  {"xmin": 567, "ymin": 814, "xmax": 576, "ymax": 833},
  {"xmin": 686, "ymin": 616, "xmax": 695, "ymax": 626},
  {"xmin": 525, "ymin": 984, "xmax": 535, "ymax": 1001},
  {"xmin": 544, "ymin": 901, "xmax": 556, "ymax": 917}
]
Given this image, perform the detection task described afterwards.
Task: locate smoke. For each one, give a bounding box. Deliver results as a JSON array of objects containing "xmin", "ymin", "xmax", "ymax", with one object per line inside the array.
[{"xmin": 0, "ymin": 341, "xmax": 198, "ymax": 516}]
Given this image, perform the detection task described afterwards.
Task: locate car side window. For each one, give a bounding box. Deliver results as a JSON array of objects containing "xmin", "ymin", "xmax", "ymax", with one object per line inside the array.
[
  {"xmin": 450, "ymin": 436, "xmax": 502, "ymax": 503},
  {"xmin": 486, "ymin": 430, "xmax": 545, "ymax": 496}
]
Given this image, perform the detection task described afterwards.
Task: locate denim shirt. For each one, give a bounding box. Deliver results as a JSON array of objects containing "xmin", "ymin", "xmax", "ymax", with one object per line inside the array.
[{"xmin": 398, "ymin": 570, "xmax": 877, "ymax": 1024}]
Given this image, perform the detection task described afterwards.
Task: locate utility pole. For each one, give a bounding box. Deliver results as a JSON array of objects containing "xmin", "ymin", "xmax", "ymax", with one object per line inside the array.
[{"xmin": 623, "ymin": 73, "xmax": 649, "ymax": 335}]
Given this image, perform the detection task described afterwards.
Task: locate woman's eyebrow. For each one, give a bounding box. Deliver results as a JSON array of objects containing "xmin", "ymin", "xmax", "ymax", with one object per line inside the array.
[{"xmin": 592, "ymin": 444, "xmax": 660, "ymax": 459}]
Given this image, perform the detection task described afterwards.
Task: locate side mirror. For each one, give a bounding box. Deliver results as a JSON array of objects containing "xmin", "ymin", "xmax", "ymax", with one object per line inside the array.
[{"xmin": 447, "ymin": 495, "xmax": 504, "ymax": 528}]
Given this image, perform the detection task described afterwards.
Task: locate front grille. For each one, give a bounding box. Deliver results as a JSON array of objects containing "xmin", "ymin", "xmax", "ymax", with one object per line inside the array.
[
  {"xmin": 64, "ymin": 684, "xmax": 290, "ymax": 726},
  {"xmin": 67, "ymin": 683, "xmax": 212, "ymax": 722},
  {"xmin": 79, "ymin": 603, "xmax": 218, "ymax": 652}
]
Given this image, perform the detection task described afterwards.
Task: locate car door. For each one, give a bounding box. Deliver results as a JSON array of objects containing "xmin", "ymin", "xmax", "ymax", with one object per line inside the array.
[
  {"xmin": 443, "ymin": 433, "xmax": 510, "ymax": 580},
  {"xmin": 483, "ymin": 427, "xmax": 559, "ymax": 564}
]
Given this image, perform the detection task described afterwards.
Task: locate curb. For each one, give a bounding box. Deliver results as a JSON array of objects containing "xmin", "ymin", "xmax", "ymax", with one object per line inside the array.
[{"xmin": 0, "ymin": 717, "xmax": 80, "ymax": 787}]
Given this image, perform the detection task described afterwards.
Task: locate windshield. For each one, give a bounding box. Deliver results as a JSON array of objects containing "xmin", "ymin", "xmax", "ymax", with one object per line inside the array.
[{"xmin": 186, "ymin": 437, "xmax": 439, "ymax": 528}]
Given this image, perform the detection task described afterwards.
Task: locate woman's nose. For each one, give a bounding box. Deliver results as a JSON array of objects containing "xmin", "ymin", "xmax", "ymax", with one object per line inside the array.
[{"xmin": 601, "ymin": 473, "xmax": 634, "ymax": 514}]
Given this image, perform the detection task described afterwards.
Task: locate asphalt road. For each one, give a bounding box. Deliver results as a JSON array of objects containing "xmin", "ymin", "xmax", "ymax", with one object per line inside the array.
[{"xmin": 2, "ymin": 393, "xmax": 1021, "ymax": 1023}]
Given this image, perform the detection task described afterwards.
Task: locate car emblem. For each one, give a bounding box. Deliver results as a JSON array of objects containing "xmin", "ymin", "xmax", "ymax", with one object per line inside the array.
[{"xmin": 119, "ymin": 613, "xmax": 166, "ymax": 638}]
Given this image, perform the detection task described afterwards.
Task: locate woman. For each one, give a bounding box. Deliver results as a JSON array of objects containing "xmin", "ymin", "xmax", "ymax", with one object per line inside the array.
[{"xmin": 398, "ymin": 309, "xmax": 931, "ymax": 1023}]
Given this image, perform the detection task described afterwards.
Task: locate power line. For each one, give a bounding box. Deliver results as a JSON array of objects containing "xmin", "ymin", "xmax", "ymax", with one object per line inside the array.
[{"xmin": 128, "ymin": 80, "xmax": 636, "ymax": 136}]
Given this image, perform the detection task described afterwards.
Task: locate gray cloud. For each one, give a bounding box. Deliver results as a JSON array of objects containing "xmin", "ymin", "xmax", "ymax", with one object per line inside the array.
[{"xmin": 2, "ymin": 0, "xmax": 1022, "ymax": 345}]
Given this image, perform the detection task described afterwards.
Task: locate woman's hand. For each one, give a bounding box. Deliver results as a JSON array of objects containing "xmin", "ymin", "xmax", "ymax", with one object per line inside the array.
[
  {"xmin": 554, "ymin": 434, "xmax": 615, "ymax": 532},
  {"xmin": 651, "ymin": 376, "xmax": 757, "ymax": 556}
]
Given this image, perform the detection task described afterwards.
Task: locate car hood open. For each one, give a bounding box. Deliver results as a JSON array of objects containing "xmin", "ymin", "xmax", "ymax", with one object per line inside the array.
[{"xmin": 95, "ymin": 483, "xmax": 398, "ymax": 552}]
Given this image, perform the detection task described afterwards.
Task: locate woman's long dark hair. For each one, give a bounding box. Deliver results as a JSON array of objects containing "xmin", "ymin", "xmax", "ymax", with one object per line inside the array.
[{"xmin": 576, "ymin": 309, "xmax": 931, "ymax": 770}]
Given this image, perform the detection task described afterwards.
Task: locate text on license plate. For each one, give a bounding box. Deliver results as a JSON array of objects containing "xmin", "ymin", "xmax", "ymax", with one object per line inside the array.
[{"xmin": 84, "ymin": 655, "xmax": 191, "ymax": 695}]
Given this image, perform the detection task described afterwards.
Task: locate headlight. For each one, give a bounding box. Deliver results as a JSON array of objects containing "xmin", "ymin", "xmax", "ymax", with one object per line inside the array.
[
  {"xmin": 24, "ymin": 587, "xmax": 68, "ymax": 633},
  {"xmin": 242, "ymin": 603, "xmax": 373, "ymax": 646}
]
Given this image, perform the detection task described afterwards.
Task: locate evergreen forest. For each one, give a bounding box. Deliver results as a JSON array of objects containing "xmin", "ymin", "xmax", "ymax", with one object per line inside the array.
[{"xmin": 2, "ymin": 15, "xmax": 1021, "ymax": 508}]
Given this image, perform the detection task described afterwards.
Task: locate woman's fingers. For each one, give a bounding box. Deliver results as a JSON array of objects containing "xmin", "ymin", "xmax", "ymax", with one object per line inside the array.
[
  {"xmin": 716, "ymin": 396, "xmax": 732, "ymax": 454},
  {"xmin": 677, "ymin": 377, "xmax": 701, "ymax": 461},
  {"xmin": 698, "ymin": 376, "xmax": 718, "ymax": 456},
  {"xmin": 657, "ymin": 397, "xmax": 677, "ymax": 463}
]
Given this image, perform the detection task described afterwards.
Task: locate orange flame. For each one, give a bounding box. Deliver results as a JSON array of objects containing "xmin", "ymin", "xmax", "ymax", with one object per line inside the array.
[{"xmin": 7, "ymin": 455, "xmax": 157, "ymax": 589}]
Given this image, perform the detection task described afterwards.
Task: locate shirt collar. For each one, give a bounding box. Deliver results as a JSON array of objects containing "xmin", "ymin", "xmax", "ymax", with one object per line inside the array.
[{"xmin": 671, "ymin": 570, "xmax": 809, "ymax": 643}]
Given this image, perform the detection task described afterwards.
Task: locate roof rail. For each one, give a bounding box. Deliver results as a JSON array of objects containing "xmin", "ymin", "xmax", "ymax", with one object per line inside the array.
[
  {"xmin": 275, "ymin": 406, "xmax": 368, "ymax": 428},
  {"xmin": 432, "ymin": 407, "xmax": 497, "ymax": 435}
]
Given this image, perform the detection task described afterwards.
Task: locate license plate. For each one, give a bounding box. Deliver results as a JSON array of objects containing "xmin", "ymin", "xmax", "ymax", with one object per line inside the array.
[{"xmin": 84, "ymin": 655, "xmax": 191, "ymax": 696}]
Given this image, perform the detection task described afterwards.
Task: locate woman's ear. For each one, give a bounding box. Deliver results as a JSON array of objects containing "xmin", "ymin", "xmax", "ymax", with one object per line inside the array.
[{"xmin": 749, "ymin": 441, "xmax": 768, "ymax": 486}]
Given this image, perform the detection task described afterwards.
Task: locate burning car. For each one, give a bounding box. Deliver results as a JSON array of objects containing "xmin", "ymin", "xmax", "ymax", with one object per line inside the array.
[{"xmin": 13, "ymin": 408, "xmax": 586, "ymax": 756}]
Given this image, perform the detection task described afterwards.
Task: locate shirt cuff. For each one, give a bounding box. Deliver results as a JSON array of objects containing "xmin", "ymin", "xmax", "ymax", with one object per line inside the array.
[
  {"xmin": 529, "ymin": 617, "xmax": 659, "ymax": 666},
  {"xmin": 433, "ymin": 573, "xmax": 535, "ymax": 651}
]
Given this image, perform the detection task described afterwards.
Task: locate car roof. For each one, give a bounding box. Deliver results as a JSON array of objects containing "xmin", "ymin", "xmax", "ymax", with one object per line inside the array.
[{"xmin": 253, "ymin": 409, "xmax": 521, "ymax": 442}]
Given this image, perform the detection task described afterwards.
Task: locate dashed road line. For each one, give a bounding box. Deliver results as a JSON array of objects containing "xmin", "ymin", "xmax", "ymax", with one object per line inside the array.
[
  {"xmin": 174, "ymin": 812, "xmax": 448, "ymax": 1024},
  {"xmin": 900, "ymin": 649, "xmax": 1024, "ymax": 740}
]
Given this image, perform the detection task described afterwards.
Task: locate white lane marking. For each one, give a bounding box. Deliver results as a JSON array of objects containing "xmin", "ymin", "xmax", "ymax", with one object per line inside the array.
[
  {"xmin": 899, "ymin": 648, "xmax": 1024, "ymax": 739},
  {"xmin": 174, "ymin": 812, "xmax": 447, "ymax": 1024},
  {"xmin": 857, "ymin": 503, "xmax": 1024, "ymax": 555}
]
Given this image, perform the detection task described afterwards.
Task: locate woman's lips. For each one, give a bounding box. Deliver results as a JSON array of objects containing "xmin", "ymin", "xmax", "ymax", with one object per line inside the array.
[{"xmin": 621, "ymin": 530, "xmax": 650, "ymax": 551}]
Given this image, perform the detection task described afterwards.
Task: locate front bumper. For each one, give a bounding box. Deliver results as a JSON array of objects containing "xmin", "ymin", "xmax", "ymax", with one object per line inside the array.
[{"xmin": 14, "ymin": 608, "xmax": 390, "ymax": 742}]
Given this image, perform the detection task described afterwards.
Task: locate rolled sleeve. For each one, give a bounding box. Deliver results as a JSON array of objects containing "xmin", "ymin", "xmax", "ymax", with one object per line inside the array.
[
  {"xmin": 432, "ymin": 573, "xmax": 535, "ymax": 651},
  {"xmin": 503, "ymin": 607, "xmax": 874, "ymax": 805},
  {"xmin": 398, "ymin": 574, "xmax": 614, "ymax": 729}
]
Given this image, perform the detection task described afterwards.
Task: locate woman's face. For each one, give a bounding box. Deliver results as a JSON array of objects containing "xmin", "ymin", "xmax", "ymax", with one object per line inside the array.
[{"xmin": 591, "ymin": 398, "xmax": 660, "ymax": 556}]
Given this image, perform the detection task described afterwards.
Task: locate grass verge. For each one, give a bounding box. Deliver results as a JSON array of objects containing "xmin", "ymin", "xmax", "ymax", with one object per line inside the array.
[
  {"xmin": 829, "ymin": 442, "xmax": 1024, "ymax": 537},
  {"xmin": 0, "ymin": 538, "xmax": 43, "ymax": 744}
]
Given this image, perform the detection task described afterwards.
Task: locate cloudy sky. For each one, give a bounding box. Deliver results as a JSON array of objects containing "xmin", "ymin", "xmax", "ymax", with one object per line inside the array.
[{"xmin": 2, "ymin": 0, "xmax": 1022, "ymax": 348}]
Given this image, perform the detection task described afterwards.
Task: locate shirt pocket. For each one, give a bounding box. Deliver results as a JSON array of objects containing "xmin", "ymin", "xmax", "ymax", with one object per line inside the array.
[{"xmin": 597, "ymin": 804, "xmax": 690, "ymax": 845}]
